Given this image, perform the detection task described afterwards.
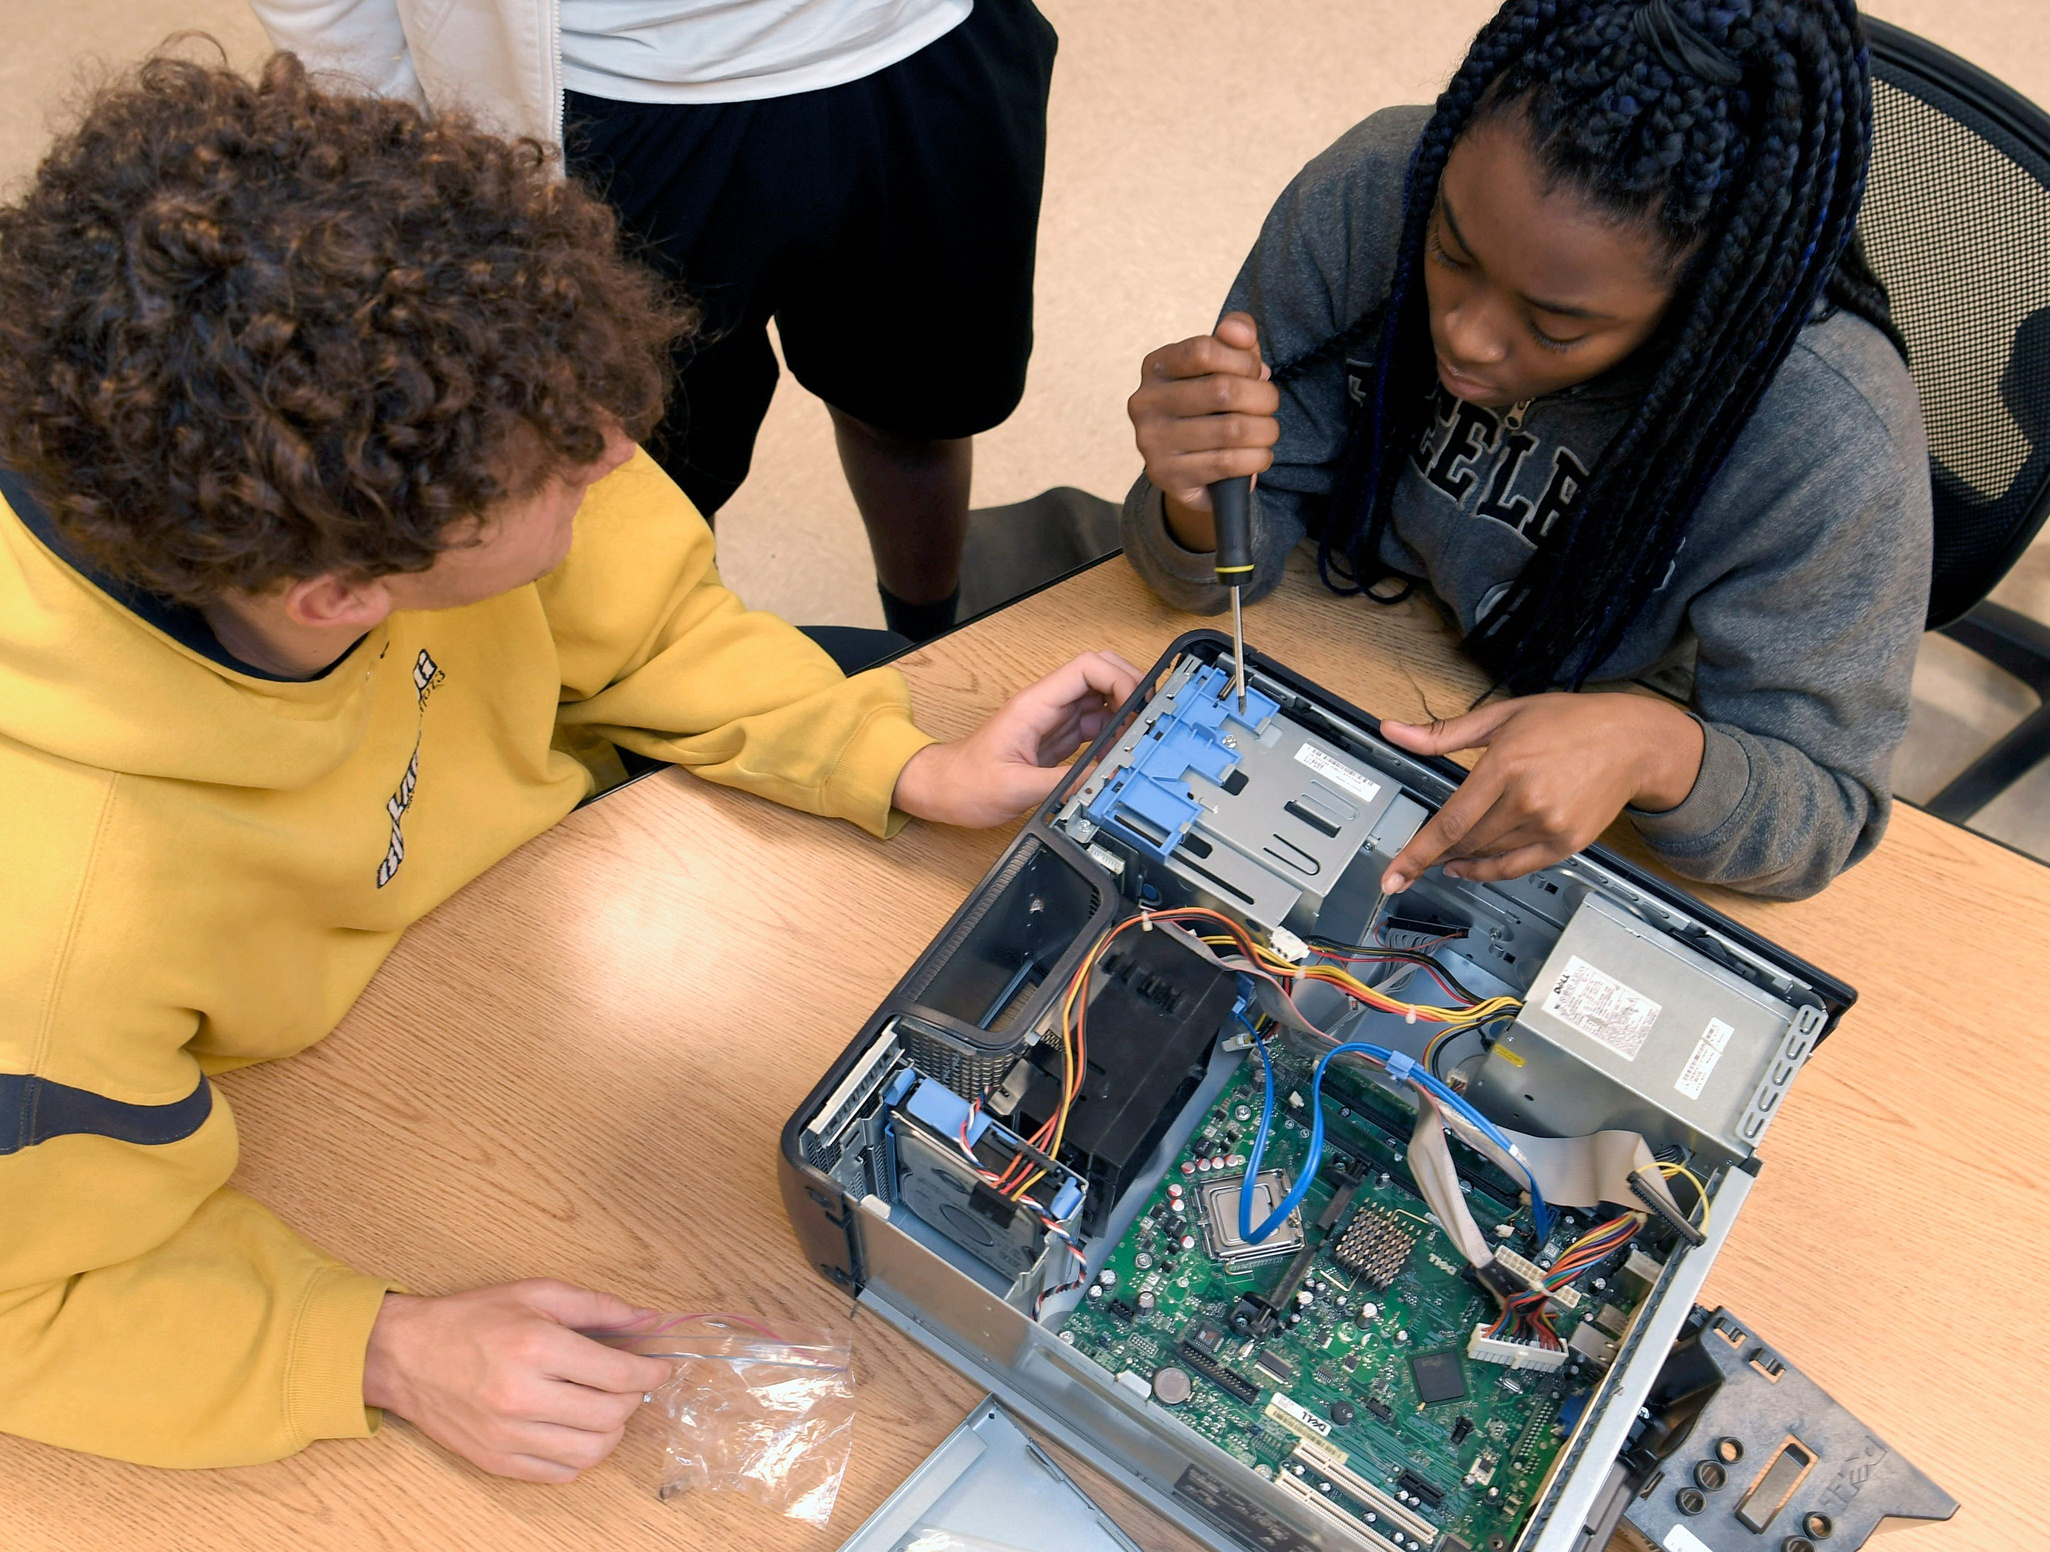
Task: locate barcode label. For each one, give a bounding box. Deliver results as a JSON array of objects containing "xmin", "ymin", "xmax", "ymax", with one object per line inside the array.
[
  {"xmin": 1542, "ymin": 955, "xmax": 1662, "ymax": 1060},
  {"xmin": 1675, "ymin": 1018, "xmax": 1735, "ymax": 1099},
  {"xmin": 1293, "ymin": 742, "xmax": 1381, "ymax": 802}
]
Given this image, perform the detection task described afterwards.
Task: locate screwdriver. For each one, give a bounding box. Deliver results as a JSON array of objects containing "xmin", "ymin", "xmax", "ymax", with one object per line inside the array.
[{"xmin": 1210, "ymin": 474, "xmax": 1254, "ymax": 713}]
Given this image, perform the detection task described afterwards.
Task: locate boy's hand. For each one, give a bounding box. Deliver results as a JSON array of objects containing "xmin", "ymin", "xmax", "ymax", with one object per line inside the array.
[
  {"xmin": 1128, "ymin": 311, "xmax": 1280, "ymax": 551},
  {"xmin": 894, "ymin": 651, "xmax": 1144, "ymax": 827},
  {"xmin": 1376, "ymin": 693, "xmax": 1705, "ymax": 890},
  {"xmin": 363, "ymin": 1280, "xmax": 673, "ymax": 1483}
]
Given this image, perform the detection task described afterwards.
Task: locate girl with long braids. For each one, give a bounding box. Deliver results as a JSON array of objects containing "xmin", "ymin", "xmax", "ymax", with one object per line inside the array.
[{"xmin": 1123, "ymin": 0, "xmax": 1929, "ymax": 900}]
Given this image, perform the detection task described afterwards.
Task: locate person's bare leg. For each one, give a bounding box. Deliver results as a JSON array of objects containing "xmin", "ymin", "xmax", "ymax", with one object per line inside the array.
[{"xmin": 829, "ymin": 405, "xmax": 972, "ymax": 608}]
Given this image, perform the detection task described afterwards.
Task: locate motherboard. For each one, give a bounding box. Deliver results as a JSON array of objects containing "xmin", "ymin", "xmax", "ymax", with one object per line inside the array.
[{"xmin": 1061, "ymin": 1050, "xmax": 1655, "ymax": 1552}]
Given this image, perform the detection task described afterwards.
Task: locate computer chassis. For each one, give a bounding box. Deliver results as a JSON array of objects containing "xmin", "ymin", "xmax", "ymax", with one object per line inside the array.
[{"xmin": 780, "ymin": 632, "xmax": 1953, "ymax": 1552}]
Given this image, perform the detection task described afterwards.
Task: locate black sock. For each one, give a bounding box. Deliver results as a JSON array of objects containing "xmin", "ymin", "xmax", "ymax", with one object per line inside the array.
[{"xmin": 876, "ymin": 584, "xmax": 960, "ymax": 644}]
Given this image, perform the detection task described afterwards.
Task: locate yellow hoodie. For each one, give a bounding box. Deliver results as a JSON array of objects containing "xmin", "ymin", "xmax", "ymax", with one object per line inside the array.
[{"xmin": 0, "ymin": 449, "xmax": 933, "ymax": 1467}]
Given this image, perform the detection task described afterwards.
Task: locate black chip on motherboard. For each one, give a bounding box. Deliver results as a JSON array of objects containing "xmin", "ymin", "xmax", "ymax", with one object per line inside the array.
[
  {"xmin": 1332, "ymin": 1203, "xmax": 1418, "ymax": 1287},
  {"xmin": 1409, "ymin": 1348, "xmax": 1469, "ymax": 1405}
]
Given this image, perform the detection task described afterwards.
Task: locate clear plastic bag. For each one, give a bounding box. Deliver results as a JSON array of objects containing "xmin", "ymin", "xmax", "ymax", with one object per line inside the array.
[{"xmin": 596, "ymin": 1313, "xmax": 856, "ymax": 1526}]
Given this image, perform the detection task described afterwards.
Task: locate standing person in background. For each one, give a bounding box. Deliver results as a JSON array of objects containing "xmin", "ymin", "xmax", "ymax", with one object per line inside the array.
[{"xmin": 250, "ymin": 0, "xmax": 1062, "ymax": 644}]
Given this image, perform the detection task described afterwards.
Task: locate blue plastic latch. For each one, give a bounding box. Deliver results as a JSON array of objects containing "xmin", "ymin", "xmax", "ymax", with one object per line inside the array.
[
  {"xmin": 1082, "ymin": 662, "xmax": 1280, "ymax": 861},
  {"xmin": 1049, "ymin": 1179, "xmax": 1085, "ymax": 1221},
  {"xmin": 1230, "ymin": 973, "xmax": 1257, "ymax": 1024},
  {"xmin": 1385, "ymin": 1051, "xmax": 1417, "ymax": 1086},
  {"xmin": 902, "ymin": 1077, "xmax": 992, "ymax": 1147},
  {"xmin": 881, "ymin": 1066, "xmax": 918, "ymax": 1107}
]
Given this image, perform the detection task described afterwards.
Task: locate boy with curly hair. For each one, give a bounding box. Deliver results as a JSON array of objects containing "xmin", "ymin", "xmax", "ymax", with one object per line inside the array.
[{"xmin": 0, "ymin": 52, "xmax": 1134, "ymax": 1482}]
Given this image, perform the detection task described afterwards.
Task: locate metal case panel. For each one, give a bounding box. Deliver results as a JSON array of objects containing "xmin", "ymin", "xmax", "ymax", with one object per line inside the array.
[
  {"xmin": 834, "ymin": 1399, "xmax": 1145, "ymax": 1552},
  {"xmin": 1068, "ymin": 658, "xmax": 1421, "ymax": 934}
]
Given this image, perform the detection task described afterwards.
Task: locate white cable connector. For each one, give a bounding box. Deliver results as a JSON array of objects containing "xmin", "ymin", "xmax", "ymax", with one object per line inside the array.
[
  {"xmin": 1467, "ymin": 1324, "xmax": 1570, "ymax": 1372},
  {"xmin": 1268, "ymin": 925, "xmax": 1311, "ymax": 964}
]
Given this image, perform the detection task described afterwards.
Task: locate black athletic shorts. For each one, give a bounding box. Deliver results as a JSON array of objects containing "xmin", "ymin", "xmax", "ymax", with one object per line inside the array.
[{"xmin": 566, "ymin": 0, "xmax": 1058, "ymax": 516}]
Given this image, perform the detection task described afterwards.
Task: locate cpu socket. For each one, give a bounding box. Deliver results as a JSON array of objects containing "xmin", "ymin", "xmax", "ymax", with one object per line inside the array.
[{"xmin": 1197, "ymin": 1169, "xmax": 1305, "ymax": 1272}]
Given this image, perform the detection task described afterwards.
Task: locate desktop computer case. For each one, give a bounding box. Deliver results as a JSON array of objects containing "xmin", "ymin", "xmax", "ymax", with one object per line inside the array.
[{"xmin": 780, "ymin": 632, "xmax": 1856, "ymax": 1552}]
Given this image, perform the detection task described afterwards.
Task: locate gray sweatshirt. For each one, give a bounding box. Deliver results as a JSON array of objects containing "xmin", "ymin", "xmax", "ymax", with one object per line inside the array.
[{"xmin": 1122, "ymin": 106, "xmax": 1933, "ymax": 900}]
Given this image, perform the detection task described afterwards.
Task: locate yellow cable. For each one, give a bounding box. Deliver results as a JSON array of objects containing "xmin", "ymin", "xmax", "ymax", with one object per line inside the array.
[{"xmin": 1656, "ymin": 1161, "xmax": 1711, "ymax": 1232}]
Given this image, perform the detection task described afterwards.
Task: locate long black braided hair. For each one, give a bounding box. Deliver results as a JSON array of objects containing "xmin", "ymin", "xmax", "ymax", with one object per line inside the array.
[{"xmin": 1306, "ymin": 0, "xmax": 1900, "ymax": 692}]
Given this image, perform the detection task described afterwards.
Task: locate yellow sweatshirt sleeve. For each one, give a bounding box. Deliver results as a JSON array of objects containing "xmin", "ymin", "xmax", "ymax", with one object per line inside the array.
[
  {"xmin": 0, "ymin": 1110, "xmax": 394, "ymax": 1467},
  {"xmin": 0, "ymin": 754, "xmax": 394, "ymax": 1467},
  {"xmin": 543, "ymin": 450, "xmax": 935, "ymax": 838}
]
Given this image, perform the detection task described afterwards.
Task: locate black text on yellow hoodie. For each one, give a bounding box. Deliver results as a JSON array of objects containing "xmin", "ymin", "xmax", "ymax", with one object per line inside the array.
[{"xmin": 0, "ymin": 450, "xmax": 933, "ymax": 1466}]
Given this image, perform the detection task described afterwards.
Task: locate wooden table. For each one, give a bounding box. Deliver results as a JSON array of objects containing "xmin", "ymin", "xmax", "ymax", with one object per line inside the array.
[{"xmin": 3, "ymin": 553, "xmax": 2042, "ymax": 1552}]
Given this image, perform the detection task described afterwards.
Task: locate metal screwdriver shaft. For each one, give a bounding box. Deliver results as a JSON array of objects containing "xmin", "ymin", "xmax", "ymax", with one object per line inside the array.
[{"xmin": 1210, "ymin": 475, "xmax": 1255, "ymax": 713}]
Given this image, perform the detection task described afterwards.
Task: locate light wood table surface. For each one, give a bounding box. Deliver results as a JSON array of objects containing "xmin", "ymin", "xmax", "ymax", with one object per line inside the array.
[{"xmin": 3, "ymin": 553, "xmax": 2043, "ymax": 1552}]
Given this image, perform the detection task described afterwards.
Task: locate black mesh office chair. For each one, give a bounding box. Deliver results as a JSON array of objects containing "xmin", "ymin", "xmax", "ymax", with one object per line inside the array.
[{"xmin": 1860, "ymin": 19, "xmax": 2050, "ymax": 824}]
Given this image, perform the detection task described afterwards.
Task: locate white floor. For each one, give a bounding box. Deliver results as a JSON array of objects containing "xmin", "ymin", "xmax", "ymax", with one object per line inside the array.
[{"xmin": 6, "ymin": 0, "xmax": 2047, "ymax": 862}]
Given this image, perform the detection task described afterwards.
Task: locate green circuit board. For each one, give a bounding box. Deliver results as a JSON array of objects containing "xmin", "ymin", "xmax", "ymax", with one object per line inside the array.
[{"xmin": 1059, "ymin": 1053, "xmax": 1648, "ymax": 1552}]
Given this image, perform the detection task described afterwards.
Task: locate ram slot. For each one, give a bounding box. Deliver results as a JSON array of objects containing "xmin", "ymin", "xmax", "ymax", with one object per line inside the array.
[
  {"xmin": 1272, "ymin": 1469, "xmax": 1410, "ymax": 1552},
  {"xmin": 1293, "ymin": 1437, "xmax": 1441, "ymax": 1547}
]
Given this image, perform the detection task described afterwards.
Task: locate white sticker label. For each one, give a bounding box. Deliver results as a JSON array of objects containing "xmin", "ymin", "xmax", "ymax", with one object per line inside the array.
[
  {"xmin": 1292, "ymin": 742, "xmax": 1381, "ymax": 803},
  {"xmin": 1674, "ymin": 1017, "xmax": 1735, "ymax": 1100},
  {"xmin": 1542, "ymin": 955, "xmax": 1662, "ymax": 1059},
  {"xmin": 1663, "ymin": 1524, "xmax": 1717, "ymax": 1552},
  {"xmin": 1266, "ymin": 1391, "xmax": 1332, "ymax": 1437}
]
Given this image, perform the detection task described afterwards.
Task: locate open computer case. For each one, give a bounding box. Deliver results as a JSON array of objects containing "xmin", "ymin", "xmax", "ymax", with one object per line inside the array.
[{"xmin": 783, "ymin": 633, "xmax": 1955, "ymax": 1552}]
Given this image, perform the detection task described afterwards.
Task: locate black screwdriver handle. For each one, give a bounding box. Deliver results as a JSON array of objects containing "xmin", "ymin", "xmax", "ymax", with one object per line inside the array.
[{"xmin": 1211, "ymin": 475, "xmax": 1254, "ymax": 586}]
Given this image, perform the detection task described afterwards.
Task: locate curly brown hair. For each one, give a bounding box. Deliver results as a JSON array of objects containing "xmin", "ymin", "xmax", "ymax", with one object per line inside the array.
[{"xmin": 0, "ymin": 48, "xmax": 693, "ymax": 603}]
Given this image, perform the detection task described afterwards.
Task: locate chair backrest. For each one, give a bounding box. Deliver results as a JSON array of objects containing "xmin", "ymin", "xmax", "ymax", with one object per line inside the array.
[{"xmin": 1860, "ymin": 17, "xmax": 2050, "ymax": 627}]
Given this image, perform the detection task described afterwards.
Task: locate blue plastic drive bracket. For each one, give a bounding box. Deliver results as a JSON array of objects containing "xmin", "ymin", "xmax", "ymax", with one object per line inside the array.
[
  {"xmin": 1082, "ymin": 661, "xmax": 1280, "ymax": 862},
  {"xmin": 1049, "ymin": 1179, "xmax": 1085, "ymax": 1221},
  {"xmin": 902, "ymin": 1077, "xmax": 992, "ymax": 1148}
]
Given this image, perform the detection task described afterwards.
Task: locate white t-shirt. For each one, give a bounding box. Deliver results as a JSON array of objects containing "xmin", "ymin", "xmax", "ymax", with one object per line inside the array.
[{"xmin": 559, "ymin": 0, "xmax": 974, "ymax": 105}]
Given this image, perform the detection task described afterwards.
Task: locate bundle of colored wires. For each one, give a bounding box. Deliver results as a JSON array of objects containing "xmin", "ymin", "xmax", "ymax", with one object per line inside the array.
[
  {"xmin": 1487, "ymin": 1164, "xmax": 1712, "ymax": 1345},
  {"xmin": 942, "ymin": 1101, "xmax": 1089, "ymax": 1314},
  {"xmin": 1421, "ymin": 1005, "xmax": 1521, "ymax": 1079},
  {"xmin": 1488, "ymin": 1211, "xmax": 1644, "ymax": 1347},
  {"xmin": 1304, "ymin": 935, "xmax": 1484, "ymax": 1004},
  {"xmin": 1209, "ymin": 920, "xmax": 1524, "ymax": 1032},
  {"xmin": 1004, "ymin": 906, "xmax": 1545, "ymax": 1281},
  {"xmin": 1003, "ymin": 907, "xmax": 1517, "ymax": 1204}
]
